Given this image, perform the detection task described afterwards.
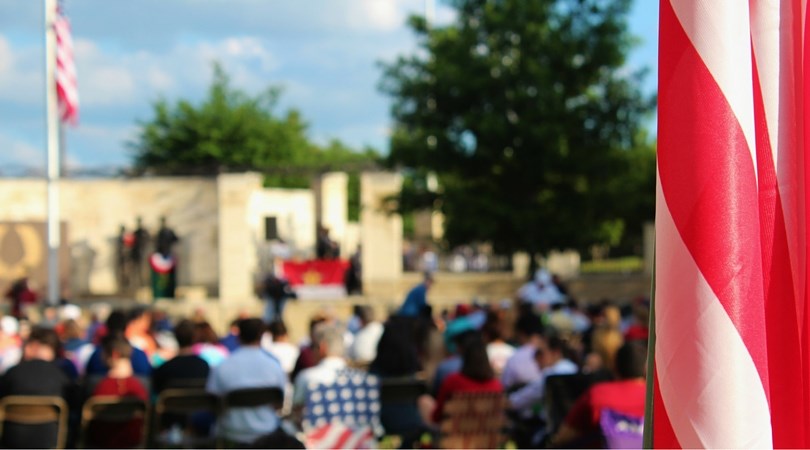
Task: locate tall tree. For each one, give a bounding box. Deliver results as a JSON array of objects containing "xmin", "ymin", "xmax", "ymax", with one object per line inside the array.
[
  {"xmin": 380, "ymin": 0, "xmax": 655, "ymax": 256},
  {"xmin": 131, "ymin": 64, "xmax": 378, "ymax": 188}
]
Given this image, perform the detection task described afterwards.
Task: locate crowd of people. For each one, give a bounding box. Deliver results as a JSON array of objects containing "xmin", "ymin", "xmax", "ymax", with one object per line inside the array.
[{"xmin": 0, "ymin": 267, "xmax": 649, "ymax": 449}]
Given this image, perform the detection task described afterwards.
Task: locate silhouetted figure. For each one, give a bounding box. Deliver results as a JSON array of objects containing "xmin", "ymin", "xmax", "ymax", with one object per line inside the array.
[
  {"xmin": 315, "ymin": 225, "xmax": 338, "ymax": 259},
  {"xmin": 150, "ymin": 217, "xmax": 179, "ymax": 299},
  {"xmin": 155, "ymin": 217, "xmax": 179, "ymax": 257},
  {"xmin": 131, "ymin": 217, "xmax": 150, "ymax": 289}
]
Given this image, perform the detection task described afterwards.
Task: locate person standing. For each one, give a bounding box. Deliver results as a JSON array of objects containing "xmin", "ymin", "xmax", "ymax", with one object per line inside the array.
[
  {"xmin": 150, "ymin": 217, "xmax": 179, "ymax": 299},
  {"xmin": 261, "ymin": 272, "xmax": 297, "ymax": 325},
  {"xmin": 131, "ymin": 217, "xmax": 150, "ymax": 289},
  {"xmin": 398, "ymin": 272, "xmax": 434, "ymax": 318}
]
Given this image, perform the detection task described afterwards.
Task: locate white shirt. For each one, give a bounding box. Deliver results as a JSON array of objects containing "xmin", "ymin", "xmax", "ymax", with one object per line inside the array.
[
  {"xmin": 487, "ymin": 341, "xmax": 515, "ymax": 375},
  {"xmin": 501, "ymin": 344, "xmax": 541, "ymax": 390},
  {"xmin": 349, "ymin": 322, "xmax": 384, "ymax": 362},
  {"xmin": 263, "ymin": 340, "xmax": 300, "ymax": 375},
  {"xmin": 508, "ymin": 358, "xmax": 578, "ymax": 412},
  {"xmin": 293, "ymin": 356, "xmax": 347, "ymax": 406}
]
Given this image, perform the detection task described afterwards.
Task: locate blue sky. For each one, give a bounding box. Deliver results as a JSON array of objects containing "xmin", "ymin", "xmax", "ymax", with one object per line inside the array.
[{"xmin": 0, "ymin": 0, "xmax": 658, "ymax": 173}]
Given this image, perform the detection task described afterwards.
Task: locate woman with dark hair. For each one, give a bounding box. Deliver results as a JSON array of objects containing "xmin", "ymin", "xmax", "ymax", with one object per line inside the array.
[
  {"xmin": 370, "ymin": 316, "xmax": 425, "ymax": 440},
  {"xmin": 428, "ymin": 332, "xmax": 503, "ymax": 424}
]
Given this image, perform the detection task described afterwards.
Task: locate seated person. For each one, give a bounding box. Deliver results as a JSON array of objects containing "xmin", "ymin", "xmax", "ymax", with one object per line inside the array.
[
  {"xmin": 85, "ymin": 310, "xmax": 152, "ymax": 377},
  {"xmin": 262, "ymin": 320, "xmax": 299, "ymax": 376},
  {"xmin": 370, "ymin": 316, "xmax": 425, "ymax": 438},
  {"xmin": 86, "ymin": 335, "xmax": 149, "ymax": 449},
  {"xmin": 152, "ymin": 319, "xmax": 210, "ymax": 394},
  {"xmin": 550, "ymin": 342, "xmax": 647, "ymax": 448},
  {"xmin": 292, "ymin": 322, "xmax": 349, "ymax": 423},
  {"xmin": 0, "ymin": 327, "xmax": 74, "ymax": 449},
  {"xmin": 420, "ymin": 332, "xmax": 503, "ymax": 426},
  {"xmin": 206, "ymin": 318, "xmax": 286, "ymax": 446}
]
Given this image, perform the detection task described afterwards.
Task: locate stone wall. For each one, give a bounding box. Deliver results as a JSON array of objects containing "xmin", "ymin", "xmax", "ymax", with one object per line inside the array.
[{"xmin": 0, "ymin": 177, "xmax": 220, "ymax": 296}]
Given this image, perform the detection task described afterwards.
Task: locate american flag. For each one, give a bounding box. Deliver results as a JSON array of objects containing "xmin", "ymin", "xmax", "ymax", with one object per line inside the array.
[
  {"xmin": 303, "ymin": 369, "xmax": 382, "ymax": 449},
  {"xmin": 651, "ymin": 0, "xmax": 810, "ymax": 447},
  {"xmin": 54, "ymin": 1, "xmax": 78, "ymax": 125}
]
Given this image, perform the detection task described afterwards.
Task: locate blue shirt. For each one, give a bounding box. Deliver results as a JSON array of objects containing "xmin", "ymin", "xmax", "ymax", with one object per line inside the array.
[
  {"xmin": 399, "ymin": 283, "xmax": 428, "ymax": 317},
  {"xmin": 85, "ymin": 345, "xmax": 152, "ymax": 376},
  {"xmin": 206, "ymin": 346, "xmax": 286, "ymax": 444}
]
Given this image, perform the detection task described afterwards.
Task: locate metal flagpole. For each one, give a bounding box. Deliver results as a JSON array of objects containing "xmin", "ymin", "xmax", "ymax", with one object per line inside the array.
[{"xmin": 44, "ymin": 0, "xmax": 61, "ymax": 305}]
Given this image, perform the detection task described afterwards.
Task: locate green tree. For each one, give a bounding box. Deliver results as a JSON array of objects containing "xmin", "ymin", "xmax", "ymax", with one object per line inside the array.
[
  {"xmin": 131, "ymin": 64, "xmax": 379, "ymax": 188},
  {"xmin": 379, "ymin": 0, "xmax": 655, "ymax": 257}
]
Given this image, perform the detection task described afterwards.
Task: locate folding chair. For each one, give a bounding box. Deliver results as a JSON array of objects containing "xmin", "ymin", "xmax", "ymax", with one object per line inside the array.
[
  {"xmin": 379, "ymin": 376, "xmax": 427, "ymax": 403},
  {"xmin": 219, "ymin": 386, "xmax": 284, "ymax": 448},
  {"xmin": 222, "ymin": 386, "xmax": 284, "ymax": 411},
  {"xmin": 80, "ymin": 396, "xmax": 149, "ymax": 448},
  {"xmin": 151, "ymin": 388, "xmax": 219, "ymax": 449},
  {"xmin": 0, "ymin": 395, "xmax": 68, "ymax": 449},
  {"xmin": 439, "ymin": 391, "xmax": 507, "ymax": 449},
  {"xmin": 543, "ymin": 373, "xmax": 595, "ymax": 434}
]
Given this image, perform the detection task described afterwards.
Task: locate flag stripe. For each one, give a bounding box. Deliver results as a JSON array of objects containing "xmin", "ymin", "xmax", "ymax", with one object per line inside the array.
[
  {"xmin": 656, "ymin": 0, "xmax": 773, "ymax": 446},
  {"xmin": 669, "ymin": 0, "xmax": 757, "ymax": 181},
  {"xmin": 659, "ymin": 0, "xmax": 769, "ymax": 387},
  {"xmin": 754, "ymin": 31, "xmax": 806, "ymax": 448},
  {"xmin": 655, "ymin": 174, "xmax": 772, "ymax": 448},
  {"xmin": 54, "ymin": 5, "xmax": 78, "ymax": 125}
]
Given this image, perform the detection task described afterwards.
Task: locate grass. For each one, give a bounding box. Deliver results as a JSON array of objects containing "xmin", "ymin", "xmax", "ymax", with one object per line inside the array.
[{"xmin": 580, "ymin": 256, "xmax": 644, "ymax": 274}]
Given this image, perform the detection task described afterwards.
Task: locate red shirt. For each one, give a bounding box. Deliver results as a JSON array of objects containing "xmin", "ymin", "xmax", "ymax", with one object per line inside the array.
[
  {"xmin": 89, "ymin": 376, "xmax": 148, "ymax": 448},
  {"xmin": 432, "ymin": 373, "xmax": 503, "ymax": 423},
  {"xmin": 564, "ymin": 379, "xmax": 646, "ymax": 432}
]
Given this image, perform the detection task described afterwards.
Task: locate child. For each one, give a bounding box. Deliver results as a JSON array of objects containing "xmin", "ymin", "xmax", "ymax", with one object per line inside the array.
[{"xmin": 87, "ymin": 335, "xmax": 148, "ymax": 448}]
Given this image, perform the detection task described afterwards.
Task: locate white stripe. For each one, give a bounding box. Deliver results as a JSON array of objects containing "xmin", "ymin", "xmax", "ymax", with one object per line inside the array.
[
  {"xmin": 670, "ymin": 0, "xmax": 757, "ymax": 184},
  {"xmin": 311, "ymin": 423, "xmax": 347, "ymax": 449},
  {"xmin": 341, "ymin": 427, "xmax": 372, "ymax": 449},
  {"xmin": 655, "ymin": 171, "xmax": 772, "ymax": 449}
]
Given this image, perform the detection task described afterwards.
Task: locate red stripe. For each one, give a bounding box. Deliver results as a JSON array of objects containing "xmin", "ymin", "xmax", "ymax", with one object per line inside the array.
[
  {"xmin": 752, "ymin": 51, "xmax": 808, "ymax": 448},
  {"xmin": 802, "ymin": 2, "xmax": 810, "ymax": 446},
  {"xmin": 54, "ymin": 12, "xmax": 78, "ymax": 124},
  {"xmin": 307, "ymin": 424, "xmax": 333, "ymax": 442},
  {"xmin": 652, "ymin": 365, "xmax": 680, "ymax": 448},
  {"xmin": 331, "ymin": 426, "xmax": 353, "ymax": 449},
  {"xmin": 658, "ymin": 0, "xmax": 769, "ymax": 395}
]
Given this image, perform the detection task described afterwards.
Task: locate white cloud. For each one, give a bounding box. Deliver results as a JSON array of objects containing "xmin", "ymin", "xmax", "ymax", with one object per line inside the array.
[
  {"xmin": 0, "ymin": 34, "xmax": 42, "ymax": 106},
  {"xmin": 0, "ymin": 131, "xmax": 43, "ymax": 168}
]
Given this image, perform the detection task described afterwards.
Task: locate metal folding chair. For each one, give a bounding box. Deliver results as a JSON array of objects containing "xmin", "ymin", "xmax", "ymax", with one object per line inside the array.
[
  {"xmin": 0, "ymin": 395, "xmax": 68, "ymax": 449},
  {"xmin": 151, "ymin": 388, "xmax": 219, "ymax": 449},
  {"xmin": 80, "ymin": 396, "xmax": 149, "ymax": 448}
]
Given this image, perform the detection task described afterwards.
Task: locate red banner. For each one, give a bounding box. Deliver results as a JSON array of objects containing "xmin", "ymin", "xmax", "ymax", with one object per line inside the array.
[{"xmin": 281, "ymin": 259, "xmax": 349, "ymax": 286}]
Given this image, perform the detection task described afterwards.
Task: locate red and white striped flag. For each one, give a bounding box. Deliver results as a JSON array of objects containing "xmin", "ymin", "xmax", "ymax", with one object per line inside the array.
[
  {"xmin": 54, "ymin": 2, "xmax": 78, "ymax": 125},
  {"xmin": 652, "ymin": 0, "xmax": 810, "ymax": 447}
]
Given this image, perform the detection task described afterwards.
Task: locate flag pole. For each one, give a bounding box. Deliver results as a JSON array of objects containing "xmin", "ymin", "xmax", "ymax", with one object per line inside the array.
[{"xmin": 44, "ymin": 0, "xmax": 61, "ymax": 305}]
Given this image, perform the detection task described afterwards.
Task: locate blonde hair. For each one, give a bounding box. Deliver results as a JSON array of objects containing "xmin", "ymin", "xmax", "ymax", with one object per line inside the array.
[{"xmin": 591, "ymin": 326, "xmax": 624, "ymax": 372}]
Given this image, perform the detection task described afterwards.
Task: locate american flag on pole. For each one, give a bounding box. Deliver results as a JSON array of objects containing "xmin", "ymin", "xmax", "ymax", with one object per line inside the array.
[
  {"xmin": 651, "ymin": 0, "xmax": 810, "ymax": 447},
  {"xmin": 54, "ymin": 1, "xmax": 78, "ymax": 125}
]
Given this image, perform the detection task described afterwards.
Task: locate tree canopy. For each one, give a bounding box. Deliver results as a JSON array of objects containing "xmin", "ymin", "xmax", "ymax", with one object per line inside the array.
[
  {"xmin": 130, "ymin": 64, "xmax": 379, "ymax": 189},
  {"xmin": 379, "ymin": 0, "xmax": 655, "ymax": 256}
]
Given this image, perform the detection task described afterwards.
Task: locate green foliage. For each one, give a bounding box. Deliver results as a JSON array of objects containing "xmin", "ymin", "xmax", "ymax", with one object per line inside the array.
[
  {"xmin": 131, "ymin": 63, "xmax": 379, "ymax": 188},
  {"xmin": 379, "ymin": 0, "xmax": 655, "ymax": 255}
]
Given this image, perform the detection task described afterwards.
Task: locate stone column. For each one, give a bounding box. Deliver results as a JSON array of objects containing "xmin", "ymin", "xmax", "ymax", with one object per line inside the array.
[
  {"xmin": 316, "ymin": 172, "xmax": 348, "ymax": 256},
  {"xmin": 218, "ymin": 173, "xmax": 263, "ymax": 301},
  {"xmin": 360, "ymin": 172, "xmax": 403, "ymax": 295}
]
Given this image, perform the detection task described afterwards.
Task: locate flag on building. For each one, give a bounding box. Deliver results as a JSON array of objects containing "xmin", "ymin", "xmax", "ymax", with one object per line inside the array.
[
  {"xmin": 54, "ymin": 2, "xmax": 78, "ymax": 125},
  {"xmin": 651, "ymin": 0, "xmax": 810, "ymax": 447}
]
